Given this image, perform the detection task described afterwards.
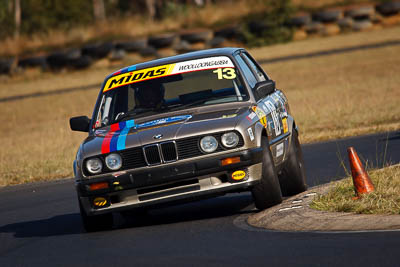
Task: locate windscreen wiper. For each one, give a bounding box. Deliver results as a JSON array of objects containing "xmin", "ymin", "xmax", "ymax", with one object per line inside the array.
[{"xmin": 114, "ymin": 109, "xmax": 156, "ymax": 123}]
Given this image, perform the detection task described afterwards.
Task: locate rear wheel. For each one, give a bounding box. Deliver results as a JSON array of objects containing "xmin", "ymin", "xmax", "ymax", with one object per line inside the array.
[
  {"xmin": 251, "ymin": 136, "xmax": 283, "ymax": 210},
  {"xmin": 278, "ymin": 130, "xmax": 307, "ymax": 196},
  {"xmin": 79, "ymin": 199, "xmax": 113, "ymax": 232}
]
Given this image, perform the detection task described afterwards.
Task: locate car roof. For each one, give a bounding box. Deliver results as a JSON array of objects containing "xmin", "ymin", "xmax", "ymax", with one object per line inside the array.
[{"xmin": 106, "ymin": 47, "xmax": 244, "ymax": 80}]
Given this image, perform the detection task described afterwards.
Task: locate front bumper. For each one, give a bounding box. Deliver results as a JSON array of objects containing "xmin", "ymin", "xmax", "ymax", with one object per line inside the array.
[{"xmin": 77, "ymin": 147, "xmax": 263, "ymax": 215}]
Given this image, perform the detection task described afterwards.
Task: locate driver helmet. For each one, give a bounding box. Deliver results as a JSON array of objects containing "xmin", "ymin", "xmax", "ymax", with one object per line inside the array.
[{"xmin": 134, "ymin": 82, "xmax": 165, "ymax": 109}]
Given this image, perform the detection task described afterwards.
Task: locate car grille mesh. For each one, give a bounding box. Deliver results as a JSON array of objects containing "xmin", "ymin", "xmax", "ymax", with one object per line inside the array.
[
  {"xmin": 119, "ymin": 147, "xmax": 146, "ymax": 169},
  {"xmin": 143, "ymin": 144, "xmax": 162, "ymax": 165},
  {"xmin": 161, "ymin": 142, "xmax": 178, "ymax": 162},
  {"xmin": 86, "ymin": 131, "xmax": 244, "ymax": 176}
]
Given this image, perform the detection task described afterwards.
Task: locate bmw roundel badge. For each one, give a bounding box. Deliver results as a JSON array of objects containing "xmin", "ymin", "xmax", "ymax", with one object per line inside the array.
[{"xmin": 153, "ymin": 134, "xmax": 163, "ymax": 140}]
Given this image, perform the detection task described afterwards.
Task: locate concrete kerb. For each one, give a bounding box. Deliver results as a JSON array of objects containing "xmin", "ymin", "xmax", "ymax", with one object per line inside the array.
[{"xmin": 247, "ymin": 181, "xmax": 400, "ymax": 232}]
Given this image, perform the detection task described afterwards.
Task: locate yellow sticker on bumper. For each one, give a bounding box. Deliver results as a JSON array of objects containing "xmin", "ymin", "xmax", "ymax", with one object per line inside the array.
[
  {"xmin": 93, "ymin": 197, "xmax": 108, "ymax": 207},
  {"xmin": 232, "ymin": 170, "xmax": 246, "ymax": 181}
]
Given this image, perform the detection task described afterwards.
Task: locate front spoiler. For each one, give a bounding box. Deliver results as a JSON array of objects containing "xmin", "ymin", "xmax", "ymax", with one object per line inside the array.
[
  {"xmin": 77, "ymin": 147, "xmax": 263, "ymax": 216},
  {"xmin": 80, "ymin": 179, "xmax": 260, "ymax": 216}
]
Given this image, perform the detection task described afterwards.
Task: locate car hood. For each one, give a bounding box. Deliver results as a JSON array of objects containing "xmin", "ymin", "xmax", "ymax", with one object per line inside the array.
[{"xmin": 82, "ymin": 105, "xmax": 250, "ymax": 158}]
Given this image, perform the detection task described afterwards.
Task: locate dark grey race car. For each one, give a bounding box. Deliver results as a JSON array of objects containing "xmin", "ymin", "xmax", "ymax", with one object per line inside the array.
[{"xmin": 70, "ymin": 47, "xmax": 307, "ymax": 232}]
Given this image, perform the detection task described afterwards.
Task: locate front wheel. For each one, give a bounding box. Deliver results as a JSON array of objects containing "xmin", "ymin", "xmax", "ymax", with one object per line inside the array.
[
  {"xmin": 251, "ymin": 136, "xmax": 283, "ymax": 210},
  {"xmin": 278, "ymin": 130, "xmax": 307, "ymax": 196},
  {"xmin": 79, "ymin": 199, "xmax": 113, "ymax": 232}
]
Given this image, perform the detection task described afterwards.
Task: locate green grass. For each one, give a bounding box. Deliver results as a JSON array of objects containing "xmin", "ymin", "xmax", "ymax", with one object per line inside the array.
[{"xmin": 311, "ymin": 165, "xmax": 400, "ymax": 214}]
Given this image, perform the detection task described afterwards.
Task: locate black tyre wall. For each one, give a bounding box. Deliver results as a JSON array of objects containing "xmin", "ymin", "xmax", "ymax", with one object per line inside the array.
[
  {"xmin": 278, "ymin": 130, "xmax": 307, "ymax": 196},
  {"xmin": 251, "ymin": 136, "xmax": 283, "ymax": 210}
]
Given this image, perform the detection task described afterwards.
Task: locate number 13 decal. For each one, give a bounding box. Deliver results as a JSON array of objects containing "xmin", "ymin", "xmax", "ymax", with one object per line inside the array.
[{"xmin": 213, "ymin": 68, "xmax": 237, "ymax": 80}]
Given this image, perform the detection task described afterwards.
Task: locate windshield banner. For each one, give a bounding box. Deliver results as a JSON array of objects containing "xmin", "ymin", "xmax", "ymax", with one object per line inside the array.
[{"xmin": 103, "ymin": 56, "xmax": 235, "ymax": 92}]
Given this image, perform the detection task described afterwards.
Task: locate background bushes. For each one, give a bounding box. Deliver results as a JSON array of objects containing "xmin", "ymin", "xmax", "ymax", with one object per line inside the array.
[{"xmin": 0, "ymin": 0, "xmax": 93, "ymax": 38}]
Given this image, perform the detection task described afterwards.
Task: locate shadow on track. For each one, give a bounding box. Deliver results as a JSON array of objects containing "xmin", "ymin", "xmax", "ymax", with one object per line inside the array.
[
  {"xmin": 0, "ymin": 194, "xmax": 255, "ymax": 237},
  {"xmin": 381, "ymin": 132, "xmax": 400, "ymax": 142},
  {"xmin": 119, "ymin": 194, "xmax": 255, "ymax": 230},
  {"xmin": 0, "ymin": 213, "xmax": 83, "ymax": 237},
  {"xmin": 302, "ymin": 130, "xmax": 400, "ymax": 186}
]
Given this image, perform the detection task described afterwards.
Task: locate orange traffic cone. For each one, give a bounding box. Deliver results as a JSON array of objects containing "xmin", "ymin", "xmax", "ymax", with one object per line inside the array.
[{"xmin": 347, "ymin": 147, "xmax": 375, "ymax": 199}]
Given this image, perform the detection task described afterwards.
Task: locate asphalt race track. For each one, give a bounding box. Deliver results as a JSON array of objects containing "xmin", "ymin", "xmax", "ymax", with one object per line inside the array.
[{"xmin": 1, "ymin": 131, "xmax": 400, "ymax": 266}]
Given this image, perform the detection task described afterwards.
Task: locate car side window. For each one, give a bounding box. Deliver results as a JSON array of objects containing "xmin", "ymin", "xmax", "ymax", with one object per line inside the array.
[
  {"xmin": 242, "ymin": 53, "xmax": 267, "ymax": 82},
  {"xmin": 234, "ymin": 54, "xmax": 258, "ymax": 89}
]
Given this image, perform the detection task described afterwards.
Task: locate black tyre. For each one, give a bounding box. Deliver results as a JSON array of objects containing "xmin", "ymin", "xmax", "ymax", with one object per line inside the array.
[
  {"xmin": 79, "ymin": 200, "xmax": 113, "ymax": 232},
  {"xmin": 214, "ymin": 25, "xmax": 243, "ymax": 40},
  {"xmin": 376, "ymin": 2, "xmax": 400, "ymax": 16},
  {"xmin": 251, "ymin": 136, "xmax": 283, "ymax": 210},
  {"xmin": 148, "ymin": 33, "xmax": 176, "ymax": 49},
  {"xmin": 18, "ymin": 56, "xmax": 47, "ymax": 69},
  {"xmin": 207, "ymin": 37, "xmax": 226, "ymax": 48},
  {"xmin": 82, "ymin": 42, "xmax": 114, "ymax": 59},
  {"xmin": 115, "ymin": 39, "xmax": 147, "ymax": 52},
  {"xmin": 344, "ymin": 6, "xmax": 375, "ymax": 20},
  {"xmin": 289, "ymin": 13, "xmax": 311, "ymax": 27},
  {"xmin": 47, "ymin": 51, "xmax": 69, "ymax": 70},
  {"xmin": 180, "ymin": 29, "xmax": 212, "ymax": 43},
  {"xmin": 278, "ymin": 130, "xmax": 307, "ymax": 196},
  {"xmin": 312, "ymin": 9, "xmax": 343, "ymax": 23},
  {"xmin": 0, "ymin": 58, "xmax": 14, "ymax": 75},
  {"xmin": 247, "ymin": 21, "xmax": 269, "ymax": 35},
  {"xmin": 139, "ymin": 46, "xmax": 158, "ymax": 57},
  {"xmin": 68, "ymin": 55, "xmax": 93, "ymax": 70}
]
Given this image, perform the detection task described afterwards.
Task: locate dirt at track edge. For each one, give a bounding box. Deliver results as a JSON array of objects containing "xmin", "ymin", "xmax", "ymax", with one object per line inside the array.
[{"xmin": 247, "ymin": 183, "xmax": 400, "ymax": 232}]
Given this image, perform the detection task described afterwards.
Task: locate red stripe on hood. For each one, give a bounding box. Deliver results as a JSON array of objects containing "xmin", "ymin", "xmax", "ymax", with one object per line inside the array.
[{"xmin": 101, "ymin": 123, "xmax": 121, "ymax": 154}]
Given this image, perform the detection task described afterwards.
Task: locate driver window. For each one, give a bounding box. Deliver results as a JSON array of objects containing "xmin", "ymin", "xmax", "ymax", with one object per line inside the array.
[
  {"xmin": 234, "ymin": 54, "xmax": 257, "ymax": 88},
  {"xmin": 242, "ymin": 53, "xmax": 267, "ymax": 82},
  {"xmin": 102, "ymin": 97, "xmax": 112, "ymax": 122}
]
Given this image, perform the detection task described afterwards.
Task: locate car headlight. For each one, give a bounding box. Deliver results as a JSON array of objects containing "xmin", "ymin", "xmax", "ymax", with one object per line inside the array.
[
  {"xmin": 86, "ymin": 158, "xmax": 103, "ymax": 174},
  {"xmin": 200, "ymin": 136, "xmax": 218, "ymax": 153},
  {"xmin": 221, "ymin": 132, "xmax": 239, "ymax": 148},
  {"xmin": 105, "ymin": 153, "xmax": 122, "ymax": 171}
]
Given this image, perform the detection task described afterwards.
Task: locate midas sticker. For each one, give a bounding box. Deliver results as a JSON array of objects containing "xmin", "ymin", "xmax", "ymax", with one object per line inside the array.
[
  {"xmin": 103, "ymin": 56, "xmax": 235, "ymax": 92},
  {"xmin": 252, "ymin": 106, "xmax": 267, "ymax": 128},
  {"xmin": 282, "ymin": 117, "xmax": 288, "ymax": 133},
  {"xmin": 104, "ymin": 64, "xmax": 174, "ymax": 92},
  {"xmin": 232, "ymin": 170, "xmax": 246, "ymax": 181}
]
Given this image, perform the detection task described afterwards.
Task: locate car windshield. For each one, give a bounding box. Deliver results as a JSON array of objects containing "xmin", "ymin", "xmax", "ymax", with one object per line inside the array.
[{"xmin": 94, "ymin": 56, "xmax": 248, "ymax": 128}]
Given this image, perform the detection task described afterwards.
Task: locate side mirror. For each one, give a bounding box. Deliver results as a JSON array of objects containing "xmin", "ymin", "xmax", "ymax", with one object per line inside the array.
[
  {"xmin": 254, "ymin": 80, "xmax": 275, "ymax": 100},
  {"xmin": 70, "ymin": 116, "xmax": 90, "ymax": 132}
]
